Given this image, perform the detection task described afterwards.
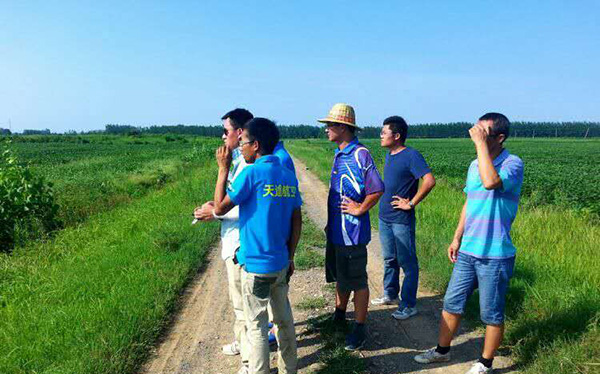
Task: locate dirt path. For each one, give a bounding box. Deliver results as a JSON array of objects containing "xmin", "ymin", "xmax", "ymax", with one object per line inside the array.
[{"xmin": 142, "ymin": 156, "xmax": 517, "ymax": 374}]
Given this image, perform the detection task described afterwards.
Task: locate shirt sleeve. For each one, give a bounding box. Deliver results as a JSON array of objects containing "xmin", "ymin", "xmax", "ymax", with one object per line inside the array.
[
  {"xmin": 227, "ymin": 167, "xmax": 253, "ymax": 205},
  {"xmin": 463, "ymin": 161, "xmax": 477, "ymax": 193},
  {"xmin": 409, "ymin": 150, "xmax": 432, "ymax": 179},
  {"xmin": 360, "ymin": 150, "xmax": 385, "ymax": 195},
  {"xmin": 498, "ymin": 157, "xmax": 524, "ymax": 193}
]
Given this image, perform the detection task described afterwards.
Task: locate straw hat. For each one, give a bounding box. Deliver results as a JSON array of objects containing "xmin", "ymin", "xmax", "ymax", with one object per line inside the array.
[{"xmin": 318, "ymin": 103, "xmax": 359, "ymax": 128}]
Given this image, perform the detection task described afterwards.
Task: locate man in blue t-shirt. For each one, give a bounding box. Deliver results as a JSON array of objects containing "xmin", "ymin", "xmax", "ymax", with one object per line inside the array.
[
  {"xmin": 213, "ymin": 118, "xmax": 302, "ymax": 374},
  {"xmin": 273, "ymin": 141, "xmax": 296, "ymax": 174},
  {"xmin": 372, "ymin": 116, "xmax": 436, "ymax": 321},
  {"xmin": 414, "ymin": 113, "xmax": 524, "ymax": 374}
]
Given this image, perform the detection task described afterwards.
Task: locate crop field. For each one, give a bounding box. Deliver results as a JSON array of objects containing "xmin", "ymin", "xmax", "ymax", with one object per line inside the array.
[
  {"xmin": 0, "ymin": 136, "xmax": 223, "ymax": 373},
  {"xmin": 287, "ymin": 138, "xmax": 600, "ymax": 374}
]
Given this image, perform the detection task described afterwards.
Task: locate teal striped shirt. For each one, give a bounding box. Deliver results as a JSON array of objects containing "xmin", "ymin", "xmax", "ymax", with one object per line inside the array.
[{"xmin": 460, "ymin": 149, "xmax": 524, "ymax": 259}]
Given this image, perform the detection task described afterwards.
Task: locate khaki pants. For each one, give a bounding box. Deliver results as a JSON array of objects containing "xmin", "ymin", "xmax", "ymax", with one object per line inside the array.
[
  {"xmin": 225, "ymin": 257, "xmax": 249, "ymax": 365},
  {"xmin": 242, "ymin": 267, "xmax": 297, "ymax": 374}
]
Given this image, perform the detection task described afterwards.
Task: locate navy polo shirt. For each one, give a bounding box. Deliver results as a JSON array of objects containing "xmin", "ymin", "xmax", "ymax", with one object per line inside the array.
[
  {"xmin": 228, "ymin": 155, "xmax": 303, "ymax": 274},
  {"xmin": 379, "ymin": 147, "xmax": 431, "ymax": 225}
]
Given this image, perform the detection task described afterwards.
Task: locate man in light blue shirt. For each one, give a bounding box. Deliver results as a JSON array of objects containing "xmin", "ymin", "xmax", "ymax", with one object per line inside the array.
[
  {"xmin": 193, "ymin": 108, "xmax": 253, "ymax": 369},
  {"xmin": 213, "ymin": 118, "xmax": 302, "ymax": 374},
  {"xmin": 415, "ymin": 113, "xmax": 524, "ymax": 374}
]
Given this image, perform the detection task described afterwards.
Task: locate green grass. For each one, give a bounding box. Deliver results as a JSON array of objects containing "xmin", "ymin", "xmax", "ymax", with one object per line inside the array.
[
  {"xmin": 295, "ymin": 214, "xmax": 326, "ymax": 270},
  {"xmin": 287, "ymin": 138, "xmax": 600, "ymax": 374},
  {"xmin": 297, "ymin": 296, "xmax": 328, "ymax": 311},
  {"xmin": 12, "ymin": 137, "xmax": 220, "ymax": 227},
  {"xmin": 305, "ymin": 314, "xmax": 367, "ymax": 374},
  {"xmin": 0, "ymin": 156, "xmax": 219, "ymax": 373}
]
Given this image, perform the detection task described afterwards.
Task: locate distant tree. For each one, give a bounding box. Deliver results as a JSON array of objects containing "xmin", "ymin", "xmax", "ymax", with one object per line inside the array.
[
  {"xmin": 0, "ymin": 128, "xmax": 11, "ymax": 135},
  {"xmin": 23, "ymin": 129, "xmax": 51, "ymax": 135}
]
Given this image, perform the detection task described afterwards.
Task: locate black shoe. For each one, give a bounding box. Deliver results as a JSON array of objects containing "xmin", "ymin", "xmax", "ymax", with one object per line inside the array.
[{"xmin": 344, "ymin": 325, "xmax": 366, "ymax": 351}]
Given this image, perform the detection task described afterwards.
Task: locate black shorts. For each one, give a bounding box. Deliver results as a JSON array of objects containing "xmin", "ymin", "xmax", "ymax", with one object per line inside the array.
[{"xmin": 325, "ymin": 240, "xmax": 368, "ymax": 293}]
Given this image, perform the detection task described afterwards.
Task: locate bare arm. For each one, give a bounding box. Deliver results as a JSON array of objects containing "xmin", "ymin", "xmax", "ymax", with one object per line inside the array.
[
  {"xmin": 213, "ymin": 146, "xmax": 235, "ymax": 216},
  {"xmin": 470, "ymin": 124, "xmax": 502, "ymax": 190},
  {"xmin": 391, "ymin": 172, "xmax": 436, "ymax": 210},
  {"xmin": 286, "ymin": 208, "xmax": 303, "ymax": 280},
  {"xmin": 448, "ymin": 200, "xmax": 467, "ymax": 263},
  {"xmin": 287, "ymin": 208, "xmax": 302, "ymax": 261},
  {"xmin": 341, "ymin": 191, "xmax": 384, "ymax": 216}
]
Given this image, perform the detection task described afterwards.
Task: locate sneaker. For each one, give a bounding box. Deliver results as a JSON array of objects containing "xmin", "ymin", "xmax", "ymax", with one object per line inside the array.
[
  {"xmin": 268, "ymin": 323, "xmax": 277, "ymax": 346},
  {"xmin": 222, "ymin": 341, "xmax": 240, "ymax": 356},
  {"xmin": 414, "ymin": 347, "xmax": 451, "ymax": 364},
  {"xmin": 371, "ymin": 296, "xmax": 399, "ymax": 305},
  {"xmin": 344, "ymin": 325, "xmax": 366, "ymax": 351},
  {"xmin": 236, "ymin": 365, "xmax": 249, "ymax": 374},
  {"xmin": 465, "ymin": 362, "xmax": 492, "ymax": 373},
  {"xmin": 392, "ymin": 306, "xmax": 418, "ymax": 320}
]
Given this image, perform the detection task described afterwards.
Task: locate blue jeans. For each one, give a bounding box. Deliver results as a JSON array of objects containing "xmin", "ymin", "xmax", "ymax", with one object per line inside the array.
[
  {"xmin": 378, "ymin": 218, "xmax": 419, "ymax": 309},
  {"xmin": 443, "ymin": 252, "xmax": 515, "ymax": 325}
]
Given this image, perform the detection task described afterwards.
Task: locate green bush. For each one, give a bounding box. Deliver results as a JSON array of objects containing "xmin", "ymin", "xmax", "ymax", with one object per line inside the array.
[{"xmin": 0, "ymin": 141, "xmax": 60, "ymax": 251}]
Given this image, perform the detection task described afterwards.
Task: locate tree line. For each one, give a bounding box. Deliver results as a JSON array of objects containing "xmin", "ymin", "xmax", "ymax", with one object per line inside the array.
[{"xmin": 3, "ymin": 121, "xmax": 599, "ymax": 139}]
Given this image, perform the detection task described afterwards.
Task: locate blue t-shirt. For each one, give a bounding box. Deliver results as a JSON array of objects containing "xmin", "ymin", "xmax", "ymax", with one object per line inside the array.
[
  {"xmin": 460, "ymin": 149, "xmax": 524, "ymax": 259},
  {"xmin": 228, "ymin": 155, "xmax": 303, "ymax": 274},
  {"xmin": 327, "ymin": 138, "xmax": 384, "ymax": 246},
  {"xmin": 379, "ymin": 147, "xmax": 431, "ymax": 225},
  {"xmin": 273, "ymin": 141, "xmax": 296, "ymax": 174}
]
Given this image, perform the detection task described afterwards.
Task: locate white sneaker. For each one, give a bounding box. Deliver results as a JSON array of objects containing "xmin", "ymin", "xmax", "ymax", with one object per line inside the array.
[
  {"xmin": 236, "ymin": 365, "xmax": 249, "ymax": 374},
  {"xmin": 222, "ymin": 341, "xmax": 240, "ymax": 356},
  {"xmin": 391, "ymin": 306, "xmax": 418, "ymax": 320},
  {"xmin": 414, "ymin": 347, "xmax": 451, "ymax": 364},
  {"xmin": 465, "ymin": 362, "xmax": 492, "ymax": 373},
  {"xmin": 370, "ymin": 296, "xmax": 399, "ymax": 305}
]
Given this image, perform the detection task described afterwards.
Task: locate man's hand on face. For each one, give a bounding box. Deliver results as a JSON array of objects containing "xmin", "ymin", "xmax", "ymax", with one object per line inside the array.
[
  {"xmin": 194, "ymin": 201, "xmax": 216, "ymax": 221},
  {"xmin": 340, "ymin": 196, "xmax": 362, "ymax": 216},
  {"xmin": 216, "ymin": 145, "xmax": 232, "ymax": 170},
  {"xmin": 469, "ymin": 122, "xmax": 489, "ymax": 147},
  {"xmin": 391, "ymin": 196, "xmax": 412, "ymax": 211}
]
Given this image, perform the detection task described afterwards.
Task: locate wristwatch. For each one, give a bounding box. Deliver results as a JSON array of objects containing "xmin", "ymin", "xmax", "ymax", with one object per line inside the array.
[{"xmin": 408, "ymin": 201, "xmax": 414, "ymax": 209}]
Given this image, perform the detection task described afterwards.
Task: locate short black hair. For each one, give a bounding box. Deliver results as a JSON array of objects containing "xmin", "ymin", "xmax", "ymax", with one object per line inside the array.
[
  {"xmin": 221, "ymin": 108, "xmax": 254, "ymax": 130},
  {"xmin": 479, "ymin": 112, "xmax": 510, "ymax": 141},
  {"xmin": 383, "ymin": 116, "xmax": 408, "ymax": 141},
  {"xmin": 243, "ymin": 117, "xmax": 279, "ymax": 155}
]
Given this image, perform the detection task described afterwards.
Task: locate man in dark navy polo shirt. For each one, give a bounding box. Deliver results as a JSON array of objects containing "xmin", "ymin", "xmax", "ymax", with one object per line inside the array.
[
  {"xmin": 213, "ymin": 118, "xmax": 302, "ymax": 374},
  {"xmin": 372, "ymin": 116, "xmax": 436, "ymax": 321}
]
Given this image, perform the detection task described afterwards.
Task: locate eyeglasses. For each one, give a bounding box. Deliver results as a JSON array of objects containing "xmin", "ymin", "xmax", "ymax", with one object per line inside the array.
[
  {"xmin": 239, "ymin": 139, "xmax": 255, "ymax": 147},
  {"xmin": 325, "ymin": 123, "xmax": 342, "ymax": 128}
]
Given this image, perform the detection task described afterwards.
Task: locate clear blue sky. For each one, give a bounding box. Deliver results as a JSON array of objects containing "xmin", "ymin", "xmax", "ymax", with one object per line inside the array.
[{"xmin": 1, "ymin": 1, "xmax": 599, "ymax": 133}]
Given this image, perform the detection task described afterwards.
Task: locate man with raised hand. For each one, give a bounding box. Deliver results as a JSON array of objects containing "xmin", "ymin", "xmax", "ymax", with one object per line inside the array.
[
  {"xmin": 372, "ymin": 116, "xmax": 436, "ymax": 320},
  {"xmin": 318, "ymin": 103, "xmax": 384, "ymax": 351},
  {"xmin": 213, "ymin": 118, "xmax": 302, "ymax": 374},
  {"xmin": 414, "ymin": 113, "xmax": 524, "ymax": 374},
  {"xmin": 193, "ymin": 108, "xmax": 253, "ymax": 371}
]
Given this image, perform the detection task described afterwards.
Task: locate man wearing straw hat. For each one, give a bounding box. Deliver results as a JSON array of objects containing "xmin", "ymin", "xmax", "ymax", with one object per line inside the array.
[{"xmin": 318, "ymin": 103, "xmax": 384, "ymax": 351}]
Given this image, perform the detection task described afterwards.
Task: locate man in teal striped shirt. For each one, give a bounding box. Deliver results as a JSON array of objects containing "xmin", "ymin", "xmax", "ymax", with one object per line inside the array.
[{"xmin": 414, "ymin": 113, "xmax": 524, "ymax": 374}]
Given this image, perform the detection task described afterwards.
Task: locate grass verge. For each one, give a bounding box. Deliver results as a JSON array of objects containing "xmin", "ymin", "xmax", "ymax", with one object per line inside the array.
[
  {"xmin": 0, "ymin": 160, "xmax": 219, "ymax": 374},
  {"xmin": 295, "ymin": 214, "xmax": 326, "ymax": 270}
]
